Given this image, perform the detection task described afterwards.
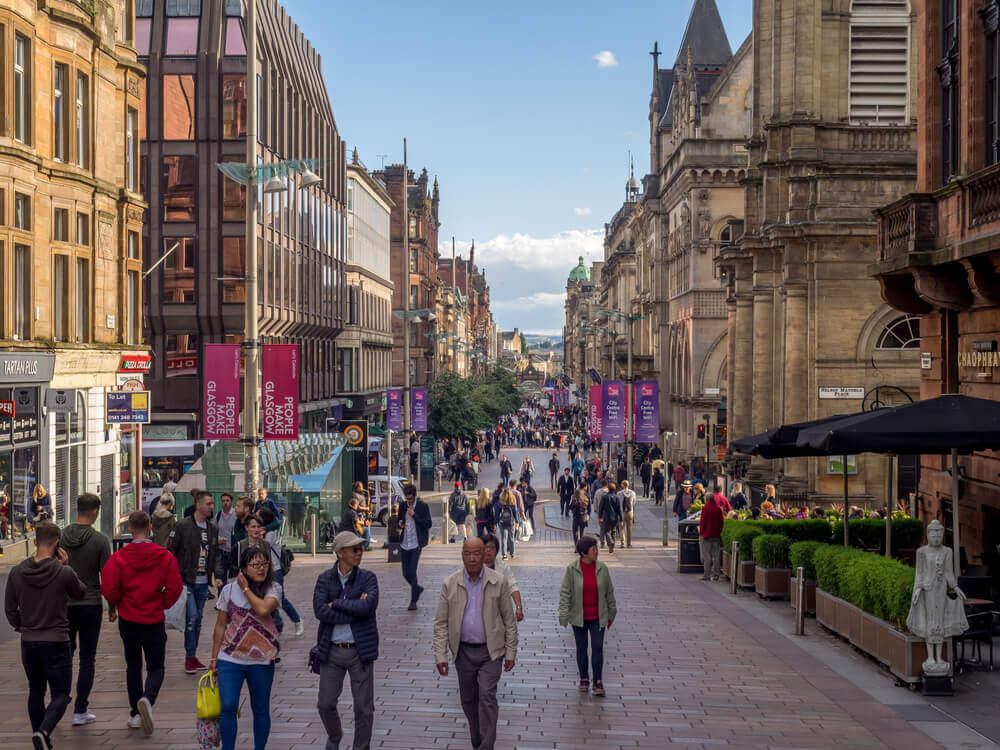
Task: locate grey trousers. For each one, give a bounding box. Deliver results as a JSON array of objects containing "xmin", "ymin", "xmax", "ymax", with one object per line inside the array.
[
  {"xmin": 317, "ymin": 646, "xmax": 375, "ymax": 750},
  {"xmin": 700, "ymin": 537, "xmax": 721, "ymax": 579},
  {"xmin": 455, "ymin": 644, "xmax": 502, "ymax": 750}
]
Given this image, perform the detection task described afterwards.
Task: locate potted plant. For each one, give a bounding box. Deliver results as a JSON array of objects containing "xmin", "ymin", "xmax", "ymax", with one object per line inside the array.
[
  {"xmin": 753, "ymin": 534, "xmax": 791, "ymax": 599},
  {"xmin": 789, "ymin": 540, "xmax": 822, "ymax": 614}
]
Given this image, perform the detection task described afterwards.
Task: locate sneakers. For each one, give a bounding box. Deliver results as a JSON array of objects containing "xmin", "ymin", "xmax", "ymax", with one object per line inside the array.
[
  {"xmin": 127, "ymin": 714, "xmax": 143, "ymax": 729},
  {"xmin": 137, "ymin": 697, "xmax": 154, "ymax": 736},
  {"xmin": 592, "ymin": 680, "xmax": 606, "ymax": 697},
  {"xmin": 184, "ymin": 656, "xmax": 208, "ymax": 674},
  {"xmin": 72, "ymin": 711, "xmax": 97, "ymax": 726},
  {"xmin": 294, "ymin": 620, "xmax": 304, "ymax": 637},
  {"xmin": 31, "ymin": 731, "xmax": 51, "ymax": 750}
]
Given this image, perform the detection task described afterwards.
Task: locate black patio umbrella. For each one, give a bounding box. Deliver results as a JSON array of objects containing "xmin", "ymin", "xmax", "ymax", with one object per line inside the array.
[{"xmin": 730, "ymin": 414, "xmax": 856, "ymax": 458}]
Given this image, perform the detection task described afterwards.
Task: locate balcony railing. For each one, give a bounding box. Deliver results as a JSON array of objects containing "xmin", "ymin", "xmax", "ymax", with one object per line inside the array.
[
  {"xmin": 968, "ymin": 162, "xmax": 1000, "ymax": 228},
  {"xmin": 874, "ymin": 193, "xmax": 937, "ymax": 264}
]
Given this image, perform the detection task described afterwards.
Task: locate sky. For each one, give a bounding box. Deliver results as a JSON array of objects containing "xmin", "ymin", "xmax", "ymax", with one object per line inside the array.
[{"xmin": 282, "ymin": 0, "xmax": 753, "ymax": 336}]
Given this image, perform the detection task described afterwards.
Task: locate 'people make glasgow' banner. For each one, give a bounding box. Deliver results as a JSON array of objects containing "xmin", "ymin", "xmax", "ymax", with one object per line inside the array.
[
  {"xmin": 602, "ymin": 380, "xmax": 625, "ymax": 442},
  {"xmin": 203, "ymin": 344, "xmax": 240, "ymax": 440},
  {"xmin": 386, "ymin": 389, "xmax": 403, "ymax": 431},
  {"xmin": 589, "ymin": 385, "xmax": 602, "ymax": 439},
  {"xmin": 411, "ymin": 388, "xmax": 428, "ymax": 432},
  {"xmin": 635, "ymin": 380, "xmax": 659, "ymax": 443},
  {"xmin": 262, "ymin": 344, "xmax": 298, "ymax": 440}
]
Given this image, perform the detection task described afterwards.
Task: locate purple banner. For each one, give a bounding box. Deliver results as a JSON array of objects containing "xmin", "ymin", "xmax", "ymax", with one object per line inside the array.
[
  {"xmin": 262, "ymin": 344, "xmax": 299, "ymax": 440},
  {"xmin": 386, "ymin": 389, "xmax": 403, "ymax": 431},
  {"xmin": 203, "ymin": 344, "xmax": 240, "ymax": 440},
  {"xmin": 635, "ymin": 380, "xmax": 659, "ymax": 443},
  {"xmin": 411, "ymin": 388, "xmax": 427, "ymax": 432},
  {"xmin": 602, "ymin": 380, "xmax": 625, "ymax": 442},
  {"xmin": 589, "ymin": 385, "xmax": 602, "ymax": 439}
]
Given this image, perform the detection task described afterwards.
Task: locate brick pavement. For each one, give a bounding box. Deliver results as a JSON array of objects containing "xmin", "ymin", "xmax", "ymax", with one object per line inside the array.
[{"xmin": 0, "ymin": 505, "xmax": 960, "ymax": 750}]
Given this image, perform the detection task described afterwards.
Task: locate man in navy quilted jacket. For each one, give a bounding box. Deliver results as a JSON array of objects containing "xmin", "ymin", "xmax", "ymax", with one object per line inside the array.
[{"xmin": 313, "ymin": 531, "xmax": 379, "ymax": 750}]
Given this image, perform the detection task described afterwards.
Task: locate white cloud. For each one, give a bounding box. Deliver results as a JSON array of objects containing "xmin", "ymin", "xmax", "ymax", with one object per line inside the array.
[
  {"xmin": 593, "ymin": 50, "xmax": 618, "ymax": 68},
  {"xmin": 445, "ymin": 229, "xmax": 603, "ymax": 272},
  {"xmin": 574, "ymin": 207, "xmax": 592, "ymax": 216},
  {"xmin": 492, "ymin": 292, "xmax": 567, "ymax": 310}
]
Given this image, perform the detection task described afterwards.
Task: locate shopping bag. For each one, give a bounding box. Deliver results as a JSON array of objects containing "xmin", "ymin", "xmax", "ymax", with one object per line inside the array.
[
  {"xmin": 518, "ymin": 519, "xmax": 533, "ymax": 542},
  {"xmin": 164, "ymin": 584, "xmax": 189, "ymax": 632},
  {"xmin": 447, "ymin": 518, "xmax": 458, "ymax": 539},
  {"xmin": 196, "ymin": 671, "xmax": 221, "ymax": 720},
  {"xmin": 197, "ymin": 717, "xmax": 221, "ymax": 749}
]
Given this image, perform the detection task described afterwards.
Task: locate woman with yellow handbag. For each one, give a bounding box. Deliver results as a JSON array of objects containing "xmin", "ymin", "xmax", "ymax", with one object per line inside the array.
[{"xmin": 209, "ymin": 544, "xmax": 281, "ymax": 750}]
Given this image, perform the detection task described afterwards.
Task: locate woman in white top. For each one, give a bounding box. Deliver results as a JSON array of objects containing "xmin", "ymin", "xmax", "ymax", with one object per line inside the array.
[{"xmin": 210, "ymin": 544, "xmax": 281, "ymax": 750}]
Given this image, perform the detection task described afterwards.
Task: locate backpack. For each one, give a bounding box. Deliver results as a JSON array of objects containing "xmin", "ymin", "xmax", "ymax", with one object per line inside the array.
[
  {"xmin": 279, "ymin": 546, "xmax": 294, "ymax": 575},
  {"xmin": 498, "ymin": 491, "xmax": 515, "ymax": 527}
]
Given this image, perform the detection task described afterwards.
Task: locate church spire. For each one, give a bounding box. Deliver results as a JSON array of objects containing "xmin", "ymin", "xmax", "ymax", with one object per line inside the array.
[{"xmin": 674, "ymin": 0, "xmax": 732, "ymax": 68}]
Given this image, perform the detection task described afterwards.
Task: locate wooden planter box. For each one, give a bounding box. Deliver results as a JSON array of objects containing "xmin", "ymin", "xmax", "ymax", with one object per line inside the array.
[
  {"xmin": 789, "ymin": 576, "xmax": 816, "ymax": 615},
  {"xmin": 814, "ymin": 589, "xmax": 949, "ymax": 684},
  {"xmin": 736, "ymin": 559, "xmax": 755, "ymax": 588},
  {"xmin": 721, "ymin": 550, "xmax": 732, "ymax": 580},
  {"xmin": 754, "ymin": 566, "xmax": 791, "ymax": 599}
]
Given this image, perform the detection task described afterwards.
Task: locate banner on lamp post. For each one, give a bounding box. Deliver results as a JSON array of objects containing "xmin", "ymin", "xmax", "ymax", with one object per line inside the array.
[
  {"xmin": 588, "ymin": 385, "xmax": 602, "ymax": 439},
  {"xmin": 635, "ymin": 380, "xmax": 659, "ymax": 443},
  {"xmin": 411, "ymin": 388, "xmax": 427, "ymax": 432},
  {"xmin": 262, "ymin": 344, "xmax": 298, "ymax": 440},
  {"xmin": 386, "ymin": 389, "xmax": 403, "ymax": 431},
  {"xmin": 602, "ymin": 380, "xmax": 625, "ymax": 442},
  {"xmin": 203, "ymin": 344, "xmax": 240, "ymax": 440}
]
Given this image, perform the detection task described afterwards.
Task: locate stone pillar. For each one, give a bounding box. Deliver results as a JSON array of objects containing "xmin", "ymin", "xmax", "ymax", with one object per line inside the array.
[
  {"xmin": 751, "ymin": 288, "xmax": 774, "ymax": 433},
  {"xmin": 783, "ymin": 285, "xmax": 809, "ymax": 481},
  {"xmin": 726, "ymin": 295, "xmax": 736, "ymax": 431},
  {"xmin": 733, "ymin": 295, "xmax": 753, "ymax": 440}
]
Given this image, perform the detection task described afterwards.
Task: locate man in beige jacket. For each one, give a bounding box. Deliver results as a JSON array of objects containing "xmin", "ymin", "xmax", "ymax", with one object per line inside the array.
[{"xmin": 434, "ymin": 538, "xmax": 517, "ymax": 750}]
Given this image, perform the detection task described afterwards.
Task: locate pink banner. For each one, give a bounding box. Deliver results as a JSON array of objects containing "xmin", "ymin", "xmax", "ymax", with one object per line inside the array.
[
  {"xmin": 589, "ymin": 385, "xmax": 602, "ymax": 439},
  {"xmin": 203, "ymin": 344, "xmax": 241, "ymax": 440},
  {"xmin": 262, "ymin": 344, "xmax": 299, "ymax": 440}
]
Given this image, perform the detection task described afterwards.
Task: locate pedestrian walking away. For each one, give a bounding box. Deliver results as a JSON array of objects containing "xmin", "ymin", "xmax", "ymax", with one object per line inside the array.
[
  {"xmin": 598, "ymin": 483, "xmax": 623, "ymax": 553},
  {"xmin": 548, "ymin": 453, "xmax": 560, "ymax": 489},
  {"xmin": 434, "ymin": 538, "xmax": 518, "ymax": 750},
  {"xmin": 570, "ymin": 488, "xmax": 591, "ymax": 545},
  {"xmin": 639, "ymin": 457, "xmax": 652, "ymax": 498},
  {"xmin": 448, "ymin": 482, "xmax": 471, "ymax": 543},
  {"xmin": 101, "ymin": 511, "xmax": 183, "ymax": 736},
  {"xmin": 210, "ymin": 544, "xmax": 282, "ymax": 750},
  {"xmin": 558, "ymin": 535, "xmax": 617, "ymax": 697},
  {"xmin": 61, "ymin": 493, "xmax": 114, "ymax": 727},
  {"xmin": 151, "ymin": 494, "xmax": 177, "ymax": 547},
  {"xmin": 168, "ymin": 490, "xmax": 224, "ymax": 674},
  {"xmin": 496, "ymin": 485, "xmax": 520, "ymax": 560},
  {"xmin": 519, "ymin": 479, "xmax": 537, "ymax": 533},
  {"xmin": 4, "ymin": 521, "xmax": 86, "ymax": 750},
  {"xmin": 313, "ymin": 531, "xmax": 379, "ymax": 750},
  {"xmin": 475, "ymin": 488, "xmax": 494, "ymax": 538},
  {"xmin": 619, "ymin": 480, "xmax": 637, "ymax": 549},
  {"xmin": 699, "ymin": 493, "xmax": 724, "ymax": 581},
  {"xmin": 397, "ymin": 485, "xmax": 432, "ymax": 610}
]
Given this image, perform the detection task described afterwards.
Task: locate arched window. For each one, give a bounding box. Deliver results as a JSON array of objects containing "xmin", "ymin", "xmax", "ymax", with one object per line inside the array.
[
  {"xmin": 876, "ymin": 315, "xmax": 920, "ymax": 349},
  {"xmin": 849, "ymin": 0, "xmax": 911, "ymax": 125}
]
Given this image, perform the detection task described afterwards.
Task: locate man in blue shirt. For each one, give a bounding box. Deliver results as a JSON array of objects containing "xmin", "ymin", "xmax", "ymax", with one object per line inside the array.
[{"xmin": 312, "ymin": 531, "xmax": 379, "ymax": 750}]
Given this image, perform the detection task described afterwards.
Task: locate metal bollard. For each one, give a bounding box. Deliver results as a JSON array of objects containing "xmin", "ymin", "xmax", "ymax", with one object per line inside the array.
[
  {"xmin": 311, "ymin": 513, "xmax": 317, "ymax": 557},
  {"xmin": 442, "ymin": 496, "xmax": 450, "ymax": 544},
  {"xmin": 730, "ymin": 540, "xmax": 739, "ymax": 595},
  {"xmin": 795, "ymin": 565, "xmax": 806, "ymax": 635},
  {"xmin": 662, "ymin": 513, "xmax": 670, "ymax": 547}
]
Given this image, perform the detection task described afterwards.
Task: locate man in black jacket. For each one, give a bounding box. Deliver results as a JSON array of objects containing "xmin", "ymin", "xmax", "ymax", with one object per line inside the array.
[
  {"xmin": 598, "ymin": 484, "xmax": 623, "ymax": 554},
  {"xmin": 313, "ymin": 531, "xmax": 379, "ymax": 750},
  {"xmin": 396, "ymin": 485, "xmax": 432, "ymax": 611},
  {"xmin": 518, "ymin": 479, "xmax": 537, "ymax": 531},
  {"xmin": 499, "ymin": 455, "xmax": 512, "ymax": 485},
  {"xmin": 548, "ymin": 454, "xmax": 560, "ymax": 489},
  {"xmin": 167, "ymin": 491, "xmax": 222, "ymax": 674},
  {"xmin": 557, "ymin": 469, "xmax": 575, "ymax": 517}
]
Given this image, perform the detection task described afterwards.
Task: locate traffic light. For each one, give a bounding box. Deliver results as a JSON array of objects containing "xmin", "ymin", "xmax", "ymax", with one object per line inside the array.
[{"xmin": 696, "ymin": 424, "xmax": 706, "ymax": 440}]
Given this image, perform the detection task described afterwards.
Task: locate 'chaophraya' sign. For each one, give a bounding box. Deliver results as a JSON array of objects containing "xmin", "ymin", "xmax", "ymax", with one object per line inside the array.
[{"xmin": 262, "ymin": 344, "xmax": 298, "ymax": 440}]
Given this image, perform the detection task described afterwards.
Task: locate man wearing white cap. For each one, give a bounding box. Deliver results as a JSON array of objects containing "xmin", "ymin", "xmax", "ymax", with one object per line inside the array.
[{"xmin": 312, "ymin": 531, "xmax": 379, "ymax": 750}]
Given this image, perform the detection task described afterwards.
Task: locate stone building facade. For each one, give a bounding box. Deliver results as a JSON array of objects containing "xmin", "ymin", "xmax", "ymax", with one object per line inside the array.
[
  {"xmin": 720, "ymin": 0, "xmax": 920, "ymax": 501},
  {"xmin": 563, "ymin": 257, "xmax": 601, "ymax": 390},
  {"xmin": 0, "ymin": 0, "xmax": 147, "ymax": 535},
  {"xmin": 874, "ymin": 0, "xmax": 1000, "ymax": 566}
]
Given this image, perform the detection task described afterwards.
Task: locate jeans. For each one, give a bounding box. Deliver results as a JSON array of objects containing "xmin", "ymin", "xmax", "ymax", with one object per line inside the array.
[
  {"xmin": 68, "ymin": 604, "xmax": 103, "ymax": 713},
  {"xmin": 317, "ymin": 647, "xmax": 374, "ymax": 750},
  {"xmin": 21, "ymin": 641, "xmax": 73, "ymax": 736},
  {"xmin": 400, "ymin": 546, "xmax": 422, "ymax": 604},
  {"xmin": 572, "ymin": 518, "xmax": 589, "ymax": 543},
  {"xmin": 572, "ymin": 619, "xmax": 605, "ymax": 683},
  {"xmin": 498, "ymin": 524, "xmax": 515, "ymax": 556},
  {"xmin": 273, "ymin": 570, "xmax": 301, "ymax": 623},
  {"xmin": 642, "ymin": 479, "xmax": 650, "ymax": 496},
  {"xmin": 218, "ymin": 659, "xmax": 275, "ymax": 750},
  {"xmin": 523, "ymin": 504, "xmax": 535, "ymax": 530},
  {"xmin": 549, "ymin": 471, "xmax": 557, "ymax": 489},
  {"xmin": 219, "ymin": 551, "xmax": 231, "ymax": 585},
  {"xmin": 184, "ymin": 582, "xmax": 209, "ymax": 658},
  {"xmin": 118, "ymin": 618, "xmax": 167, "ymax": 715},
  {"xmin": 600, "ymin": 520, "xmax": 618, "ymax": 549},
  {"xmin": 700, "ymin": 537, "xmax": 721, "ymax": 579}
]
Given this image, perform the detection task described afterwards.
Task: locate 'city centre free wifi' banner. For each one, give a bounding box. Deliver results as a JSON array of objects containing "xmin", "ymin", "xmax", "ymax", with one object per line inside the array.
[
  {"xmin": 203, "ymin": 344, "xmax": 240, "ymax": 440},
  {"xmin": 262, "ymin": 344, "xmax": 299, "ymax": 440},
  {"xmin": 602, "ymin": 380, "xmax": 625, "ymax": 442}
]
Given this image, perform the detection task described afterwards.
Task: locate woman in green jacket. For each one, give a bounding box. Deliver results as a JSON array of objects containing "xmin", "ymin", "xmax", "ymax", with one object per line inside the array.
[{"xmin": 558, "ymin": 535, "xmax": 617, "ymax": 696}]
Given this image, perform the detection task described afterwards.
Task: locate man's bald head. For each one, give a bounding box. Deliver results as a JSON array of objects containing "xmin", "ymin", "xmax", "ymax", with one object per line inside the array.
[{"xmin": 461, "ymin": 537, "xmax": 485, "ymax": 577}]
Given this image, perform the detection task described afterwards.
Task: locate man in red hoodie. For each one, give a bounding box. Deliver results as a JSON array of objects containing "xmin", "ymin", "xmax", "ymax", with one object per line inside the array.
[
  {"xmin": 698, "ymin": 493, "xmax": 725, "ymax": 581},
  {"xmin": 101, "ymin": 511, "xmax": 182, "ymax": 736}
]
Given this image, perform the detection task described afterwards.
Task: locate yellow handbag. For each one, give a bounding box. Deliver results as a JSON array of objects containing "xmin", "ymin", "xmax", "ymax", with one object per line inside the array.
[{"xmin": 196, "ymin": 671, "xmax": 221, "ymax": 720}]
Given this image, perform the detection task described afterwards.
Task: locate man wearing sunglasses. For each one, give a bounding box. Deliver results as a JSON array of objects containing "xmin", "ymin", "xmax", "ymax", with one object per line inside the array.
[{"xmin": 312, "ymin": 531, "xmax": 379, "ymax": 750}]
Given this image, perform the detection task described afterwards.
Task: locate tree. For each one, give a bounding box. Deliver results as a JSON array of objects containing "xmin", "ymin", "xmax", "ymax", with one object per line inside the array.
[
  {"xmin": 519, "ymin": 332, "xmax": 527, "ymax": 353},
  {"xmin": 427, "ymin": 368, "xmax": 523, "ymax": 442}
]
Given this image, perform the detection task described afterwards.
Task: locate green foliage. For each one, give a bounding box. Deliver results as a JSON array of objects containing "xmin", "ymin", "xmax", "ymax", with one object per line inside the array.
[
  {"xmin": 813, "ymin": 544, "xmax": 862, "ymax": 598},
  {"xmin": 829, "ymin": 517, "xmax": 924, "ymax": 555},
  {"xmin": 427, "ymin": 367, "xmax": 523, "ymax": 442},
  {"xmin": 689, "ymin": 500, "xmax": 704, "ymax": 514},
  {"xmin": 747, "ymin": 518, "xmax": 833, "ymax": 543},
  {"xmin": 752, "ymin": 534, "xmax": 791, "ymax": 569},
  {"xmin": 789, "ymin": 541, "xmax": 824, "ymax": 581},
  {"xmin": 812, "ymin": 544, "xmax": 915, "ymax": 628},
  {"xmin": 721, "ymin": 521, "xmax": 765, "ymax": 562}
]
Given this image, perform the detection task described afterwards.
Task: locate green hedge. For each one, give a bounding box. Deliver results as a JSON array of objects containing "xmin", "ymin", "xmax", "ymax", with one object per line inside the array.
[
  {"xmin": 789, "ymin": 541, "xmax": 824, "ymax": 581},
  {"xmin": 746, "ymin": 518, "xmax": 833, "ymax": 543},
  {"xmin": 721, "ymin": 520, "xmax": 765, "ymax": 561},
  {"xmin": 829, "ymin": 517, "xmax": 924, "ymax": 554},
  {"xmin": 752, "ymin": 534, "xmax": 791, "ymax": 569},
  {"xmin": 813, "ymin": 544, "xmax": 915, "ymax": 629}
]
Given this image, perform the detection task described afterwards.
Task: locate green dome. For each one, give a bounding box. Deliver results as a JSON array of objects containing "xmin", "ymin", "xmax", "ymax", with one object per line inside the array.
[{"xmin": 568, "ymin": 256, "xmax": 589, "ymax": 282}]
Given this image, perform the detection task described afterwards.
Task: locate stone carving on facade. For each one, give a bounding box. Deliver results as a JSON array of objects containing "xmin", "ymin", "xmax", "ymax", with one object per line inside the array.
[
  {"xmin": 906, "ymin": 520, "xmax": 968, "ymax": 675},
  {"xmin": 126, "ymin": 205, "xmax": 144, "ymax": 225},
  {"xmin": 127, "ymin": 76, "xmax": 141, "ymax": 99},
  {"xmin": 99, "ymin": 220, "xmax": 115, "ymax": 260},
  {"xmin": 697, "ymin": 209, "xmax": 712, "ymax": 242}
]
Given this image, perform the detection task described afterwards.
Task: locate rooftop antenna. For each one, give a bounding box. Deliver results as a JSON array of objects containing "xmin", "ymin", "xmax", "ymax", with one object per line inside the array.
[{"xmin": 376, "ymin": 154, "xmax": 388, "ymax": 169}]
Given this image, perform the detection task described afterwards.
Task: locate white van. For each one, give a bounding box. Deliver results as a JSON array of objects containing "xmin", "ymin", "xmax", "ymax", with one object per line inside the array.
[{"xmin": 366, "ymin": 475, "xmax": 410, "ymax": 526}]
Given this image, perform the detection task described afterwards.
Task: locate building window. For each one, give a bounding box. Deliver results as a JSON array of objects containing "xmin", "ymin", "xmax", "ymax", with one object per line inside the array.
[
  {"xmin": 126, "ymin": 107, "xmax": 138, "ymax": 191},
  {"xmin": 54, "ymin": 392, "xmax": 86, "ymax": 527},
  {"xmin": 14, "ymin": 244, "xmax": 30, "ymax": 340},
  {"xmin": 162, "ymin": 75, "xmax": 195, "ymax": 140},
  {"xmin": 225, "ymin": 18, "xmax": 246, "ymax": 55},
  {"xmin": 337, "ymin": 347, "xmax": 355, "ymax": 392},
  {"xmin": 118, "ymin": 0, "xmax": 132, "ymax": 43},
  {"xmin": 53, "ymin": 208, "xmax": 69, "ymax": 242},
  {"xmin": 126, "ymin": 269, "xmax": 139, "ymax": 344},
  {"xmin": 221, "ymin": 236, "xmax": 245, "ymax": 303},
  {"xmin": 77, "ymin": 212, "xmax": 90, "ymax": 246},
  {"xmin": 941, "ymin": 0, "xmax": 959, "ymax": 182},
  {"xmin": 128, "ymin": 230, "xmax": 140, "ymax": 259},
  {"xmin": 409, "ymin": 216, "xmax": 417, "ymax": 239},
  {"xmin": 347, "ymin": 286, "xmax": 358, "ymax": 325},
  {"xmin": 984, "ymin": 0, "xmax": 1000, "ymax": 166},
  {"xmin": 76, "ymin": 258, "xmax": 89, "ymax": 342},
  {"xmin": 166, "ymin": 0, "xmax": 201, "ymax": 14},
  {"xmin": 53, "ymin": 64, "xmax": 67, "ymax": 161},
  {"xmin": 166, "ymin": 333, "xmax": 198, "ymax": 377},
  {"xmin": 162, "ymin": 155, "xmax": 196, "ymax": 221},
  {"xmin": 14, "ymin": 35, "xmax": 28, "ymax": 143},
  {"xmin": 221, "ymin": 157, "xmax": 246, "ymax": 221},
  {"xmin": 53, "ymin": 255, "xmax": 69, "ymax": 341},
  {"xmin": 876, "ymin": 314, "xmax": 921, "ymax": 349},
  {"xmin": 221, "ymin": 75, "xmax": 247, "ymax": 139},
  {"xmin": 163, "ymin": 237, "xmax": 195, "ymax": 303},
  {"xmin": 848, "ymin": 1, "xmax": 910, "ymax": 125},
  {"xmin": 76, "ymin": 73, "xmax": 89, "ymax": 168},
  {"xmin": 164, "ymin": 18, "xmax": 199, "ymax": 55},
  {"xmin": 135, "ymin": 18, "xmax": 152, "ymax": 55},
  {"xmin": 14, "ymin": 192, "xmax": 30, "ymax": 230}
]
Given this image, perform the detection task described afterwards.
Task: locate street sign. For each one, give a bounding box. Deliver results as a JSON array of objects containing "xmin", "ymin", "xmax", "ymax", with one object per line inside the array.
[
  {"xmin": 45, "ymin": 389, "xmax": 77, "ymax": 413},
  {"xmin": 921, "ymin": 352, "xmax": 932, "ymax": 370},
  {"xmin": 106, "ymin": 391, "xmax": 151, "ymax": 424},
  {"xmin": 819, "ymin": 387, "xmax": 865, "ymax": 399}
]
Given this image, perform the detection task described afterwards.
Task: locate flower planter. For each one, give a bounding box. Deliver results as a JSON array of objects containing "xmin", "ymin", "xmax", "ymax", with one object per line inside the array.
[
  {"xmin": 754, "ymin": 566, "xmax": 791, "ymax": 599},
  {"xmin": 721, "ymin": 550, "xmax": 732, "ymax": 580},
  {"xmin": 789, "ymin": 576, "xmax": 816, "ymax": 615},
  {"xmin": 736, "ymin": 559, "xmax": 755, "ymax": 588}
]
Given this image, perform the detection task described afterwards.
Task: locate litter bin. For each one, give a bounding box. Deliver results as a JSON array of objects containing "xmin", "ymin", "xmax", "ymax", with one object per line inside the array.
[{"xmin": 677, "ymin": 518, "xmax": 703, "ymax": 574}]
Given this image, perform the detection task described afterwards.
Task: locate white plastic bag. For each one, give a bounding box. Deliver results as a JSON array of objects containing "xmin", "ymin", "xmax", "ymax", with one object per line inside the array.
[
  {"xmin": 164, "ymin": 584, "xmax": 189, "ymax": 632},
  {"xmin": 518, "ymin": 519, "xmax": 533, "ymax": 542}
]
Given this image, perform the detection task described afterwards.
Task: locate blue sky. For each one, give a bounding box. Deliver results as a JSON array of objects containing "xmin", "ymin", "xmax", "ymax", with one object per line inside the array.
[{"xmin": 282, "ymin": 0, "xmax": 752, "ymax": 335}]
